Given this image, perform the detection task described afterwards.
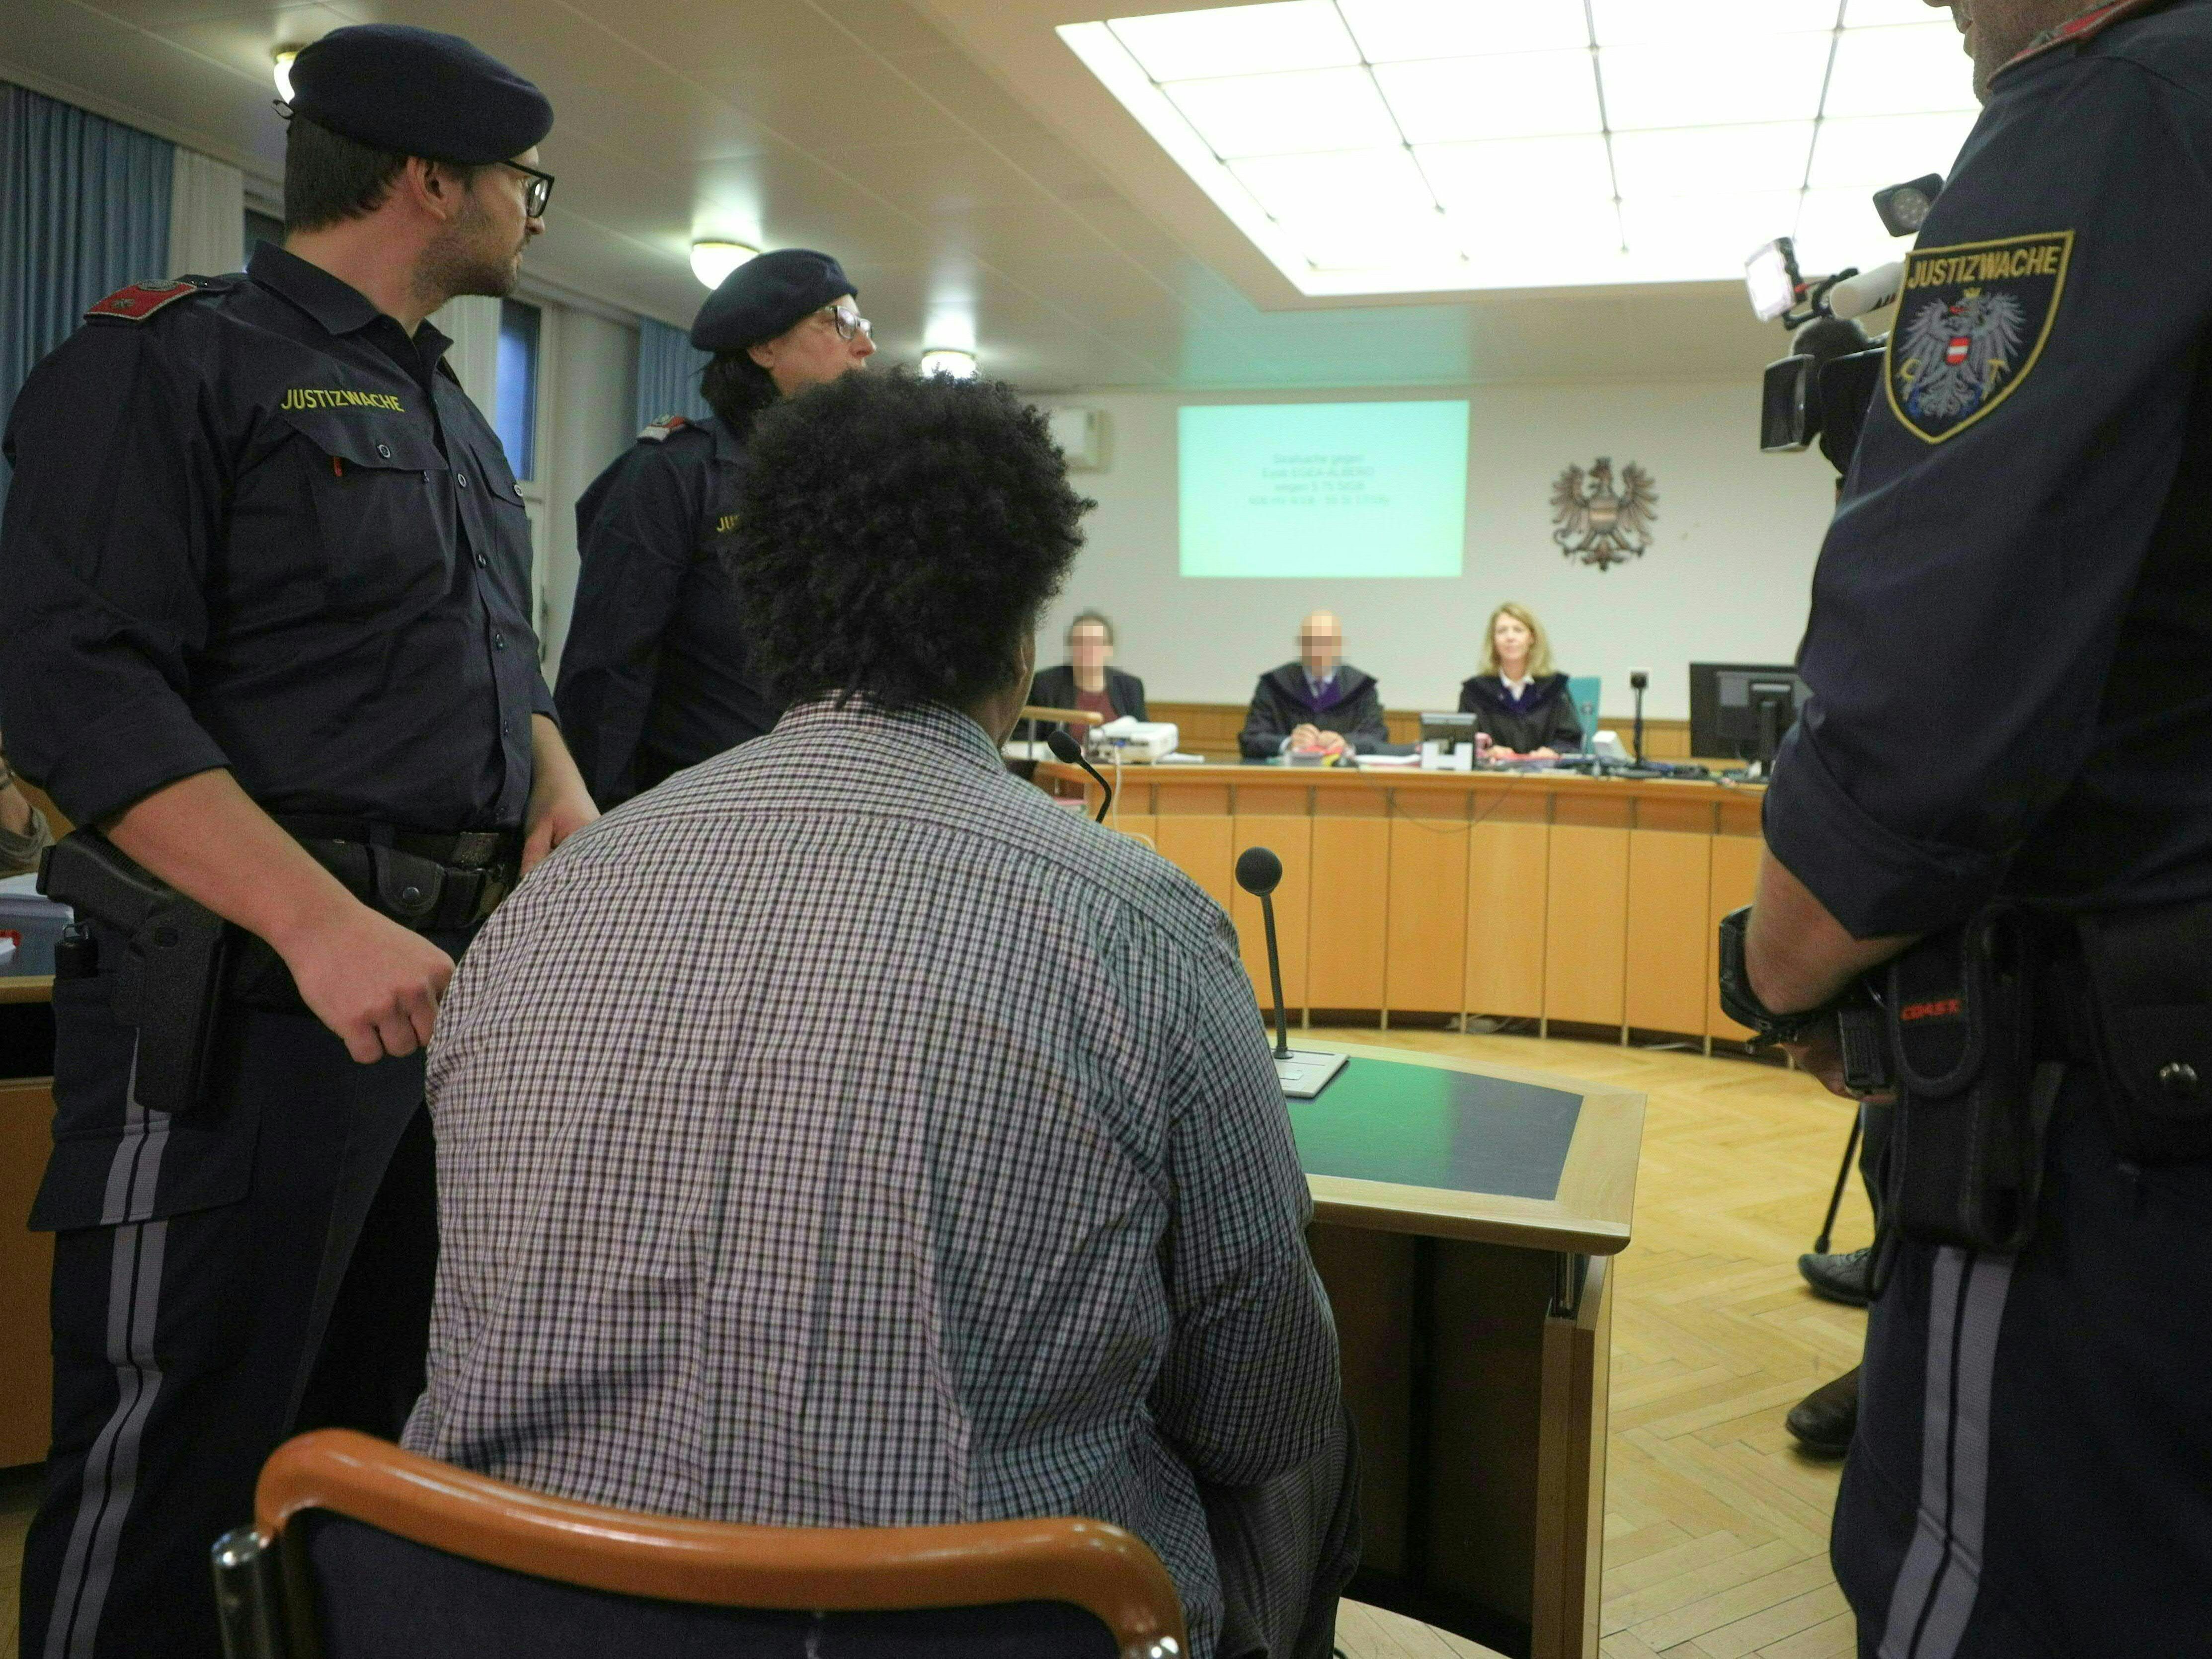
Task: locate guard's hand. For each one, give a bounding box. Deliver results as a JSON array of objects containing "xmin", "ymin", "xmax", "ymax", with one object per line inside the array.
[
  {"xmin": 282, "ymin": 903, "xmax": 455, "ymax": 1064},
  {"xmin": 1781, "ymin": 1015, "xmax": 1896, "ymax": 1105},
  {"xmin": 522, "ymin": 786, "xmax": 597, "ymax": 876}
]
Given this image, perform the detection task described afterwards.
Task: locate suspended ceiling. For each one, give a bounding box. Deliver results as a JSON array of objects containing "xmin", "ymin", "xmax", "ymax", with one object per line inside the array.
[{"xmin": 0, "ymin": 0, "xmax": 1961, "ymax": 389}]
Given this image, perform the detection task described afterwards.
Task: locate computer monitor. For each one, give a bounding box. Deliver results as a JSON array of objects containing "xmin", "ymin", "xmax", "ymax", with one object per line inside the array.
[
  {"xmin": 1689, "ymin": 663, "xmax": 1810, "ymax": 765},
  {"xmin": 1419, "ymin": 712, "xmax": 1478, "ymax": 747}
]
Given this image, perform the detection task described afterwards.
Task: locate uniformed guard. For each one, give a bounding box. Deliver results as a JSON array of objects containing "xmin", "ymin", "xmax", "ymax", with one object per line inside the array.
[
  {"xmin": 0, "ymin": 24, "xmax": 598, "ymax": 1657},
  {"xmin": 1717, "ymin": 1, "xmax": 2212, "ymax": 1652},
  {"xmin": 555, "ymin": 248, "xmax": 874, "ymax": 806}
]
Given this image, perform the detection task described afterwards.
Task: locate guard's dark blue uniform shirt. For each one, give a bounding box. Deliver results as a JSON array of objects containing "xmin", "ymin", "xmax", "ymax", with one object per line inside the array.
[
  {"xmin": 0, "ymin": 242, "xmax": 553, "ymax": 831},
  {"xmin": 554, "ymin": 413, "xmax": 781, "ymax": 804},
  {"xmin": 1766, "ymin": 0, "xmax": 2212, "ymax": 939}
]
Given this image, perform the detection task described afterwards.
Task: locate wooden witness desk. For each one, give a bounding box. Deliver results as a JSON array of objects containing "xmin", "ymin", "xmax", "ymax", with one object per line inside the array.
[
  {"xmin": 1296, "ymin": 1039, "xmax": 1641, "ymax": 1659},
  {"xmin": 1036, "ymin": 761, "xmax": 1765, "ymax": 1047},
  {"xmin": 0, "ymin": 973, "xmax": 58, "ymax": 1468}
]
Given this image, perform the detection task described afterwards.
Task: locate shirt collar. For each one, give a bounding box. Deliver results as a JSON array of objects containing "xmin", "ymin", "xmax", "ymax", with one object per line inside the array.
[
  {"xmin": 247, "ymin": 241, "xmax": 454, "ymax": 381},
  {"xmin": 777, "ymin": 695, "xmax": 1006, "ymax": 773},
  {"xmin": 1304, "ymin": 666, "xmax": 1337, "ymax": 693}
]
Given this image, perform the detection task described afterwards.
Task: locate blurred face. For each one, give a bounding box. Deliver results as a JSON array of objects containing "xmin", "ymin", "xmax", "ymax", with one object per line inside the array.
[
  {"xmin": 750, "ymin": 293, "xmax": 876, "ymax": 397},
  {"xmin": 1493, "ymin": 613, "xmax": 1533, "ymax": 673},
  {"xmin": 424, "ymin": 145, "xmax": 544, "ymax": 300},
  {"xmin": 1299, "ymin": 613, "xmax": 1342, "ymax": 676},
  {"xmin": 1070, "ymin": 620, "xmax": 1112, "ymax": 674}
]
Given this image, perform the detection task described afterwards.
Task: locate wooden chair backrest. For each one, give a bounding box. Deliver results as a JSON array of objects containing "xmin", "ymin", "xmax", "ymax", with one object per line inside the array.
[{"xmin": 257, "ymin": 1431, "xmax": 1185, "ymax": 1656}]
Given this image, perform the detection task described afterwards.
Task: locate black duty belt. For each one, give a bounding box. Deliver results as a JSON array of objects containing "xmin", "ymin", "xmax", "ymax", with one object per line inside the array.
[{"xmin": 273, "ymin": 816, "xmax": 522, "ymax": 932}]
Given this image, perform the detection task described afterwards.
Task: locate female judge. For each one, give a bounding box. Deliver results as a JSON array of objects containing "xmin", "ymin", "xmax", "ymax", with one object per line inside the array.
[
  {"xmin": 1458, "ymin": 603, "xmax": 1582, "ymax": 759},
  {"xmin": 1026, "ymin": 612, "xmax": 1147, "ymax": 736}
]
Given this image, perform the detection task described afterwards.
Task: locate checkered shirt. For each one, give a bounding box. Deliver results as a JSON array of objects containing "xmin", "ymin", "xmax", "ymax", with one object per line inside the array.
[{"xmin": 403, "ymin": 698, "xmax": 1343, "ymax": 1657}]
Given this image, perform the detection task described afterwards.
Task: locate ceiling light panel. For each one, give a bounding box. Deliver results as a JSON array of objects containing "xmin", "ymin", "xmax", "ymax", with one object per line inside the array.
[
  {"xmin": 1339, "ymin": 0, "xmax": 1590, "ymax": 62},
  {"xmin": 1610, "ymin": 123, "xmax": 1818, "ymax": 197},
  {"xmin": 1589, "ymin": 0, "xmax": 1845, "ymax": 45},
  {"xmin": 1599, "ymin": 35, "xmax": 1836, "ymax": 130},
  {"xmin": 1106, "ymin": 1, "xmax": 1356, "ymax": 79},
  {"xmin": 1165, "ymin": 67, "xmax": 1401, "ymax": 157},
  {"xmin": 1063, "ymin": 1, "xmax": 1986, "ymax": 297},
  {"xmin": 1372, "ymin": 53, "xmax": 1604, "ymax": 143},
  {"xmin": 1807, "ymin": 111, "xmax": 1979, "ymax": 189},
  {"xmin": 1822, "ymin": 24, "xmax": 1981, "ymax": 116}
]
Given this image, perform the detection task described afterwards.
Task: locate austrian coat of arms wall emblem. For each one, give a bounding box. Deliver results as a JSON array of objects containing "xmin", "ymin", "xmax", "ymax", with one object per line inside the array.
[{"xmin": 1551, "ymin": 457, "xmax": 1658, "ymax": 571}]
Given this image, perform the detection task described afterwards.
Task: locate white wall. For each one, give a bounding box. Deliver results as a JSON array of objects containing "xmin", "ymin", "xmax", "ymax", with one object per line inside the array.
[{"xmin": 1032, "ymin": 380, "xmax": 1842, "ymax": 720}]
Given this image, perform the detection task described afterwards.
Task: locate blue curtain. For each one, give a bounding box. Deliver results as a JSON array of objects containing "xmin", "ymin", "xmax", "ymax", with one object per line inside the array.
[
  {"xmin": 0, "ymin": 82, "xmax": 173, "ymax": 446},
  {"xmin": 636, "ymin": 316, "xmax": 711, "ymax": 432}
]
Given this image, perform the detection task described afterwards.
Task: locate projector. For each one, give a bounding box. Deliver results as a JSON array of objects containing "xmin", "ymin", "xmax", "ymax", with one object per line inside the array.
[{"xmin": 1090, "ymin": 717, "xmax": 1180, "ymax": 763}]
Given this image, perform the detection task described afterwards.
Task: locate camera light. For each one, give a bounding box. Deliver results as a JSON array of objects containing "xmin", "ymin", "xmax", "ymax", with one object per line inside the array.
[
  {"xmin": 1872, "ymin": 172, "xmax": 1944, "ymax": 238},
  {"xmin": 921, "ymin": 349, "xmax": 978, "ymax": 380},
  {"xmin": 689, "ymin": 241, "xmax": 758, "ymax": 290},
  {"xmin": 1743, "ymin": 237, "xmax": 1800, "ymax": 322}
]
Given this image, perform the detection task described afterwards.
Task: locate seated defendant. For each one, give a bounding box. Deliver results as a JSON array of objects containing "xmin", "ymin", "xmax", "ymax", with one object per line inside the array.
[
  {"xmin": 406, "ymin": 369, "xmax": 1358, "ymax": 1659},
  {"xmin": 1238, "ymin": 611, "xmax": 1389, "ymax": 759}
]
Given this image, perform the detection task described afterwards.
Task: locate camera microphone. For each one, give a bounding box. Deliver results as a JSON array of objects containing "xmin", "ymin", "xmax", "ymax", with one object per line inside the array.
[
  {"xmin": 1829, "ymin": 261, "xmax": 1905, "ymax": 322},
  {"xmin": 1045, "ymin": 727, "xmax": 1113, "ymax": 824}
]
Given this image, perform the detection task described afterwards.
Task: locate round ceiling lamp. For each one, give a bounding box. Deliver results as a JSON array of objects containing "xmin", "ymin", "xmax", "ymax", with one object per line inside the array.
[
  {"xmin": 690, "ymin": 241, "xmax": 759, "ymax": 289},
  {"xmin": 272, "ymin": 46, "xmax": 301, "ymax": 102},
  {"xmin": 921, "ymin": 348, "xmax": 978, "ymax": 380}
]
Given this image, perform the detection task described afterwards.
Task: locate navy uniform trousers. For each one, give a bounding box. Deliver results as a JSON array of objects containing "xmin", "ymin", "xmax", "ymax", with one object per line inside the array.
[
  {"xmin": 19, "ymin": 941, "xmax": 451, "ymax": 1659},
  {"xmin": 1833, "ymin": 1069, "xmax": 2212, "ymax": 1659}
]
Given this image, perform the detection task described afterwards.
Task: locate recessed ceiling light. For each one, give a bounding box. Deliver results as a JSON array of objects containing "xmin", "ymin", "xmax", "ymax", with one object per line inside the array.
[
  {"xmin": 272, "ymin": 46, "xmax": 300, "ymax": 102},
  {"xmin": 689, "ymin": 241, "xmax": 758, "ymax": 289},
  {"xmin": 921, "ymin": 349, "xmax": 978, "ymax": 379},
  {"xmin": 1060, "ymin": 2, "xmax": 1984, "ymax": 296}
]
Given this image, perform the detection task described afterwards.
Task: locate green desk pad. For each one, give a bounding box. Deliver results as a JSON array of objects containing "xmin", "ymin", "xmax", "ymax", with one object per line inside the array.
[{"xmin": 1290, "ymin": 1059, "xmax": 1583, "ymax": 1201}]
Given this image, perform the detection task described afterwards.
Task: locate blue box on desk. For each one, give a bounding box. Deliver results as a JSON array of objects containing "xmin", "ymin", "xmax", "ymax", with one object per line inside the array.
[{"xmin": 0, "ymin": 875, "xmax": 72, "ymax": 976}]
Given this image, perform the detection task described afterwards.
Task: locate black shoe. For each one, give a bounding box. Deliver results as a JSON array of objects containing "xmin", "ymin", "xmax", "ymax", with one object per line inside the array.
[
  {"xmin": 1787, "ymin": 1366, "xmax": 1860, "ymax": 1455},
  {"xmin": 1799, "ymin": 1245, "xmax": 1872, "ymax": 1306}
]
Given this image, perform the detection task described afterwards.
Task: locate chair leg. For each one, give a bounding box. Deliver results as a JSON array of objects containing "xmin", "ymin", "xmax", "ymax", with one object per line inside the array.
[{"xmin": 212, "ymin": 1527, "xmax": 291, "ymax": 1659}]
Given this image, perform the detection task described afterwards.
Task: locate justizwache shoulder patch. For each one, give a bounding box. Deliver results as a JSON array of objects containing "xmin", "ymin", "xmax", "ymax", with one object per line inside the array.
[{"xmin": 1886, "ymin": 231, "xmax": 2072, "ymax": 443}]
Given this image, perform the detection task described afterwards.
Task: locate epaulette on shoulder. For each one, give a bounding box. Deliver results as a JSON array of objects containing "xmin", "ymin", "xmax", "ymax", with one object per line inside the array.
[
  {"xmin": 82, "ymin": 275, "xmax": 234, "ymax": 325},
  {"xmin": 1999, "ymin": 0, "xmax": 2177, "ymax": 77},
  {"xmin": 638, "ymin": 414, "xmax": 692, "ymax": 443}
]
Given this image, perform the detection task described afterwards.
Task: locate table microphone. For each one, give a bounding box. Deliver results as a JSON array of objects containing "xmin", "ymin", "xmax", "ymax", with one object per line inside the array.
[
  {"xmin": 1046, "ymin": 728, "xmax": 1113, "ymax": 823},
  {"xmin": 1235, "ymin": 846, "xmax": 1293, "ymax": 1060}
]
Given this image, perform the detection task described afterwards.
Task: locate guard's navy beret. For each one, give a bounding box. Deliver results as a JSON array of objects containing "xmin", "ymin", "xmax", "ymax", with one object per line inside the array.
[
  {"xmin": 691, "ymin": 250, "xmax": 856, "ymax": 352},
  {"xmin": 289, "ymin": 25, "xmax": 553, "ymax": 164}
]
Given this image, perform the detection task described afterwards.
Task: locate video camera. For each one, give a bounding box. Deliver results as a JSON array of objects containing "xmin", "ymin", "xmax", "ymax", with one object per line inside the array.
[{"xmin": 1750, "ymin": 173, "xmax": 1944, "ymax": 475}]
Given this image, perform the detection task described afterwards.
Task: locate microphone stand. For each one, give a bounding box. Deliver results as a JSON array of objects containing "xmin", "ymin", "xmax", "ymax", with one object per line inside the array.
[
  {"xmin": 1629, "ymin": 669, "xmax": 1650, "ymax": 766},
  {"xmin": 1258, "ymin": 889, "xmax": 1290, "ymax": 1060},
  {"xmin": 1045, "ymin": 728, "xmax": 1113, "ymax": 824}
]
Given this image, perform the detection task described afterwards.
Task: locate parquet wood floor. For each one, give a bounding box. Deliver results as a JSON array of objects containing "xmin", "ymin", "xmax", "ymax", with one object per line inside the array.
[{"xmin": 0, "ymin": 1031, "xmax": 1866, "ymax": 1659}]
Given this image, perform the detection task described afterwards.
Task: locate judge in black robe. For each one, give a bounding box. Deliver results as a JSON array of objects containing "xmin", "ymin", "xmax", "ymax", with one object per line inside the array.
[{"xmin": 1239, "ymin": 611, "xmax": 1389, "ymax": 759}]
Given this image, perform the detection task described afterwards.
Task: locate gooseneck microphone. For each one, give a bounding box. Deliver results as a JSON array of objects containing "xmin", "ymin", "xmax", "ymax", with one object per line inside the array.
[
  {"xmin": 1046, "ymin": 727, "xmax": 1114, "ymax": 824},
  {"xmin": 1235, "ymin": 846, "xmax": 1292, "ymax": 1060}
]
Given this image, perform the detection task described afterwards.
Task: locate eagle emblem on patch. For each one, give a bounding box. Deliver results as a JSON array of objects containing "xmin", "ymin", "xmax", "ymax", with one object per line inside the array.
[{"xmin": 1886, "ymin": 231, "xmax": 2072, "ymax": 443}]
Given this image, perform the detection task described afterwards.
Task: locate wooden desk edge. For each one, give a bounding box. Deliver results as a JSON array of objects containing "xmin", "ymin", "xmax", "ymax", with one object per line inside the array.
[{"xmin": 0, "ymin": 976, "xmax": 55, "ymax": 1006}]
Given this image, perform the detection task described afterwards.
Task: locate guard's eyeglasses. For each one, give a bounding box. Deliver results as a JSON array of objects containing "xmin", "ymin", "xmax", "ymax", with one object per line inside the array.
[
  {"xmin": 822, "ymin": 305, "xmax": 872, "ymax": 341},
  {"xmin": 501, "ymin": 160, "xmax": 555, "ymax": 218}
]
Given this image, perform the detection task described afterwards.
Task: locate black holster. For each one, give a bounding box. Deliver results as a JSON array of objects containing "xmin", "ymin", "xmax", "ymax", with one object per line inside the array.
[
  {"xmin": 1876, "ymin": 905, "xmax": 2063, "ymax": 1261},
  {"xmin": 2075, "ymin": 898, "xmax": 2212, "ymax": 1166},
  {"xmin": 37, "ymin": 830, "xmax": 234, "ymax": 1118}
]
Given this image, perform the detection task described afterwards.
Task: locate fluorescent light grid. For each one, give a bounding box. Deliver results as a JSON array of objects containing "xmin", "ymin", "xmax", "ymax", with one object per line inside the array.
[{"xmin": 1072, "ymin": 0, "xmax": 1983, "ymax": 292}]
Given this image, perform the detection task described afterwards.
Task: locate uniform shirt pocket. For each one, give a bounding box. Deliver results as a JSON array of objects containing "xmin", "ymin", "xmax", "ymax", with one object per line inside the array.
[{"xmin": 278, "ymin": 410, "xmax": 455, "ymax": 620}]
